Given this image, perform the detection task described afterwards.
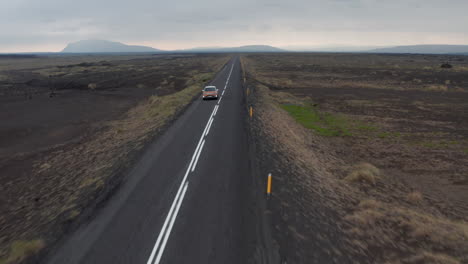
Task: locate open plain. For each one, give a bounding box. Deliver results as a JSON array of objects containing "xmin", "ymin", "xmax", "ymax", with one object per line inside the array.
[
  {"xmin": 0, "ymin": 53, "xmax": 229, "ymax": 263},
  {"xmin": 242, "ymin": 53, "xmax": 468, "ymax": 264}
]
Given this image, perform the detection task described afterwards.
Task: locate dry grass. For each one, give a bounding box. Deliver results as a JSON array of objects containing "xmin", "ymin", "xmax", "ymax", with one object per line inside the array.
[
  {"xmin": 407, "ymin": 191, "xmax": 424, "ymax": 204},
  {"xmin": 248, "ymin": 83, "xmax": 351, "ymax": 204},
  {"xmin": 268, "ymin": 90, "xmax": 303, "ymax": 105},
  {"xmin": 32, "ymin": 70, "xmax": 219, "ymax": 220},
  {"xmin": 0, "ymin": 55, "xmax": 147, "ymax": 71},
  {"xmin": 243, "ymin": 53, "xmax": 468, "ymax": 93},
  {"xmin": 242, "ymin": 53, "xmax": 468, "ymax": 263},
  {"xmin": 344, "ymin": 163, "xmax": 380, "ymax": 185},
  {"xmin": 389, "ymin": 252, "xmax": 460, "ymax": 264},
  {"xmin": 0, "ymin": 55, "xmax": 230, "ymax": 262},
  {"xmin": 346, "ymin": 200, "xmax": 468, "ymax": 263},
  {"xmin": 0, "ymin": 239, "xmax": 45, "ymax": 264},
  {"xmin": 87, "ymin": 83, "xmax": 97, "ymax": 90},
  {"xmin": 426, "ymin": 85, "xmax": 449, "ymax": 92}
]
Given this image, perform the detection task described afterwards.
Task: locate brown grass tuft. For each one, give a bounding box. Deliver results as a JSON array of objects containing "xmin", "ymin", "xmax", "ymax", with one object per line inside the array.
[
  {"xmin": 358, "ymin": 199, "xmax": 380, "ymax": 209},
  {"xmin": 345, "ymin": 200, "xmax": 468, "ymax": 263},
  {"xmin": 344, "ymin": 162, "xmax": 380, "ymax": 185},
  {"xmin": 397, "ymin": 252, "xmax": 460, "ymax": 264},
  {"xmin": 407, "ymin": 191, "xmax": 423, "ymax": 204},
  {"xmin": 87, "ymin": 83, "xmax": 97, "ymax": 90},
  {"xmin": 426, "ymin": 85, "xmax": 448, "ymax": 92}
]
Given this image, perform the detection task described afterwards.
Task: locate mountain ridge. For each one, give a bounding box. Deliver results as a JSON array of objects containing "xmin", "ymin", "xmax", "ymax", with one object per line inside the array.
[
  {"xmin": 61, "ymin": 40, "xmax": 285, "ymax": 53},
  {"xmin": 179, "ymin": 45, "xmax": 284, "ymax": 52},
  {"xmin": 61, "ymin": 40, "xmax": 162, "ymax": 53},
  {"xmin": 368, "ymin": 44, "xmax": 468, "ymax": 54},
  {"xmin": 57, "ymin": 41, "xmax": 468, "ymax": 54}
]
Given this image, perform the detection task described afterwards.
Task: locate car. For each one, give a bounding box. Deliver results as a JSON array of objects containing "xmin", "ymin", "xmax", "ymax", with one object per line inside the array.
[{"xmin": 202, "ymin": 86, "xmax": 218, "ymax": 100}]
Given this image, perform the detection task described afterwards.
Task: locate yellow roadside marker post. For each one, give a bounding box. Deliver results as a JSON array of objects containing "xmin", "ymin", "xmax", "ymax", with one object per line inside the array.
[
  {"xmin": 249, "ymin": 106, "xmax": 253, "ymax": 118},
  {"xmin": 267, "ymin": 173, "xmax": 272, "ymax": 197}
]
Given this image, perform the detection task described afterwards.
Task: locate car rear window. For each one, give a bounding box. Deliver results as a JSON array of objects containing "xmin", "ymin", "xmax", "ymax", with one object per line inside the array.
[{"xmin": 204, "ymin": 87, "xmax": 216, "ymax": 91}]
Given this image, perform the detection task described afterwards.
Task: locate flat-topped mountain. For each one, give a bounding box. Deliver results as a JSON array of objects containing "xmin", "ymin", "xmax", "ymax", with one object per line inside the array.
[
  {"xmin": 182, "ymin": 45, "xmax": 284, "ymax": 53},
  {"xmin": 62, "ymin": 40, "xmax": 162, "ymax": 53}
]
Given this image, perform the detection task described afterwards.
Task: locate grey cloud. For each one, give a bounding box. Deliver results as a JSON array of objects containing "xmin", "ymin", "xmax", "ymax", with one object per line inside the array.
[{"xmin": 0, "ymin": 0, "xmax": 467, "ymax": 51}]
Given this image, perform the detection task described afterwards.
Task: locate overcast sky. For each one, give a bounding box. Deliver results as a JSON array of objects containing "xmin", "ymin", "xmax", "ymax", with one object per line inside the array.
[{"xmin": 1, "ymin": 0, "xmax": 467, "ymax": 52}]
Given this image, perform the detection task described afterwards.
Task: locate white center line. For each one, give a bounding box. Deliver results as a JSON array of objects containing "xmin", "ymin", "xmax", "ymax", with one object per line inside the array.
[
  {"xmin": 191, "ymin": 139, "xmax": 205, "ymax": 172},
  {"xmin": 154, "ymin": 182, "xmax": 188, "ymax": 264},
  {"xmin": 146, "ymin": 61, "xmax": 235, "ymax": 264},
  {"xmin": 205, "ymin": 118, "xmax": 214, "ymax": 136}
]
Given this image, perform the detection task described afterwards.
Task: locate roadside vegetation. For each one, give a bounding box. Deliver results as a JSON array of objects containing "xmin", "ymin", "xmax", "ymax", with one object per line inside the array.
[
  {"xmin": 0, "ymin": 240, "xmax": 44, "ymax": 264},
  {"xmin": 280, "ymin": 104, "xmax": 352, "ymax": 137},
  {"xmin": 242, "ymin": 53, "xmax": 468, "ymax": 263},
  {"xmin": 0, "ymin": 54, "xmax": 229, "ymax": 263}
]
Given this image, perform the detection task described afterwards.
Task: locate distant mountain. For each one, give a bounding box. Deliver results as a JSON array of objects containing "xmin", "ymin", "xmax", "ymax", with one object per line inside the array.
[
  {"xmin": 367, "ymin": 45, "xmax": 468, "ymax": 54},
  {"xmin": 62, "ymin": 40, "xmax": 162, "ymax": 53},
  {"xmin": 61, "ymin": 41, "xmax": 283, "ymax": 53},
  {"xmin": 280, "ymin": 45, "xmax": 387, "ymax": 52},
  {"xmin": 181, "ymin": 45, "xmax": 285, "ymax": 53}
]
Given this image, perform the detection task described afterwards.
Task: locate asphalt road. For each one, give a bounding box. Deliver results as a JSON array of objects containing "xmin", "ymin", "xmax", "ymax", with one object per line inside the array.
[{"xmin": 46, "ymin": 56, "xmax": 254, "ymax": 264}]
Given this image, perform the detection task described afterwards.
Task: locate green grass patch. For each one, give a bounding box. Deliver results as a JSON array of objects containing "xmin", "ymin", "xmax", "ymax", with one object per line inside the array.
[
  {"xmin": 281, "ymin": 104, "xmax": 352, "ymax": 136},
  {"xmin": 378, "ymin": 131, "xmax": 401, "ymax": 139},
  {"xmin": 419, "ymin": 140, "xmax": 460, "ymax": 149},
  {"xmin": 356, "ymin": 125, "xmax": 377, "ymax": 132},
  {"xmin": 422, "ymin": 142, "xmax": 438, "ymax": 148}
]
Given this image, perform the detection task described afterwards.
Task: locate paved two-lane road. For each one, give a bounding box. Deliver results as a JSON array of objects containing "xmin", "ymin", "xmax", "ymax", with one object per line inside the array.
[{"xmin": 46, "ymin": 56, "xmax": 253, "ymax": 264}]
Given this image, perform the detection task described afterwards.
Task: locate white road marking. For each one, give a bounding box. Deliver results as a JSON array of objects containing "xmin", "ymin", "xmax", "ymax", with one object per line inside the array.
[
  {"xmin": 191, "ymin": 139, "xmax": 205, "ymax": 172},
  {"xmin": 146, "ymin": 60, "xmax": 235, "ymax": 264},
  {"xmin": 146, "ymin": 112, "xmax": 211, "ymax": 264},
  {"xmin": 205, "ymin": 118, "xmax": 214, "ymax": 136},
  {"xmin": 145, "ymin": 140, "xmax": 201, "ymax": 264},
  {"xmin": 154, "ymin": 182, "xmax": 188, "ymax": 264},
  {"xmin": 220, "ymin": 63, "xmax": 234, "ymax": 99}
]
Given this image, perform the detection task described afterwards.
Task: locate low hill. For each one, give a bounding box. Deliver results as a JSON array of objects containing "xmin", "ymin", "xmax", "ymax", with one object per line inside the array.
[
  {"xmin": 62, "ymin": 40, "xmax": 162, "ymax": 53},
  {"xmin": 368, "ymin": 45, "xmax": 468, "ymax": 54},
  {"xmin": 182, "ymin": 45, "xmax": 285, "ymax": 53}
]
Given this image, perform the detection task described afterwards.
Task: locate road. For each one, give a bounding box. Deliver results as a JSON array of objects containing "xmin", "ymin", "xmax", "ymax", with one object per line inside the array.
[{"xmin": 46, "ymin": 56, "xmax": 255, "ymax": 264}]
